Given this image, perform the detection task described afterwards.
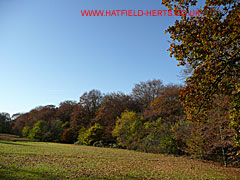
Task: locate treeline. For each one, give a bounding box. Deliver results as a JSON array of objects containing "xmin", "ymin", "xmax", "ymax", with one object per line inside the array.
[{"xmin": 0, "ymin": 79, "xmax": 239, "ymax": 166}]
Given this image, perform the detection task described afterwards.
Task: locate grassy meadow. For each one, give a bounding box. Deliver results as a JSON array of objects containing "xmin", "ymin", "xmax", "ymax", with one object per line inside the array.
[{"xmin": 0, "ymin": 134, "xmax": 240, "ymax": 180}]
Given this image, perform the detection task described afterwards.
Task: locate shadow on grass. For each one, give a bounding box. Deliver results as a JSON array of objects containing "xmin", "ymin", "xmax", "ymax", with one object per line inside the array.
[
  {"xmin": 0, "ymin": 141, "xmax": 31, "ymax": 146},
  {"xmin": 0, "ymin": 165, "xmax": 65, "ymax": 180}
]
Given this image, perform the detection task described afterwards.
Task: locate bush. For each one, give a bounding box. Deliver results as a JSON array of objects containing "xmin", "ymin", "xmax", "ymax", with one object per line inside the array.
[
  {"xmin": 112, "ymin": 111, "xmax": 145, "ymax": 149},
  {"xmin": 93, "ymin": 140, "xmax": 104, "ymax": 147},
  {"xmin": 77, "ymin": 127, "xmax": 87, "ymax": 144},
  {"xmin": 77, "ymin": 123, "xmax": 104, "ymax": 145},
  {"xmin": 22, "ymin": 126, "xmax": 31, "ymax": 137},
  {"xmin": 143, "ymin": 118, "xmax": 179, "ymax": 154},
  {"xmin": 28, "ymin": 120, "xmax": 46, "ymax": 141}
]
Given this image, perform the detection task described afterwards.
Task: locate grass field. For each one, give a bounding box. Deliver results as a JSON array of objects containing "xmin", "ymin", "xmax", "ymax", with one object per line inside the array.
[{"xmin": 0, "ymin": 134, "xmax": 240, "ymax": 180}]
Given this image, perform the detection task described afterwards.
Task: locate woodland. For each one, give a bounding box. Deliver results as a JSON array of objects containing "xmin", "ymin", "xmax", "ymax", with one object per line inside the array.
[{"xmin": 0, "ymin": 0, "xmax": 239, "ymax": 167}]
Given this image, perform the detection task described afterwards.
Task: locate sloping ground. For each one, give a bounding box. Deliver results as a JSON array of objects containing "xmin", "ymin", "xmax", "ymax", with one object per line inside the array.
[
  {"xmin": 0, "ymin": 133, "xmax": 28, "ymax": 141},
  {"xmin": 0, "ymin": 140, "xmax": 239, "ymax": 180}
]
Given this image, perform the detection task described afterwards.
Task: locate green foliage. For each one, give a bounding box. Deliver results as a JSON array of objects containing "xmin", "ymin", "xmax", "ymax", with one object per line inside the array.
[
  {"xmin": 143, "ymin": 118, "xmax": 179, "ymax": 154},
  {"xmin": 43, "ymin": 120, "xmax": 63, "ymax": 142},
  {"xmin": 27, "ymin": 120, "xmax": 63, "ymax": 142},
  {"xmin": 28, "ymin": 120, "xmax": 46, "ymax": 141},
  {"xmin": 77, "ymin": 123, "xmax": 103, "ymax": 145},
  {"xmin": 22, "ymin": 126, "xmax": 31, "ymax": 137},
  {"xmin": 113, "ymin": 111, "xmax": 144, "ymax": 149},
  {"xmin": 77, "ymin": 127, "xmax": 87, "ymax": 145}
]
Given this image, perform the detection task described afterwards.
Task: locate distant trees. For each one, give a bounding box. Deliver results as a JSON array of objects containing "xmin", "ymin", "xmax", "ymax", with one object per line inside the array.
[
  {"xmin": 132, "ymin": 79, "xmax": 164, "ymax": 110},
  {"xmin": 0, "ymin": 112, "xmax": 11, "ymax": 133},
  {"xmin": 70, "ymin": 90, "xmax": 103, "ymax": 133},
  {"xmin": 112, "ymin": 85, "xmax": 185, "ymax": 154},
  {"xmin": 70, "ymin": 104, "xmax": 89, "ymax": 133},
  {"xmin": 5, "ymin": 78, "xmax": 239, "ymax": 166},
  {"xmin": 113, "ymin": 111, "xmax": 145, "ymax": 150},
  {"xmin": 79, "ymin": 89, "xmax": 103, "ymax": 117},
  {"xmin": 144, "ymin": 84, "xmax": 184, "ymax": 123},
  {"xmin": 94, "ymin": 92, "xmax": 139, "ymax": 143},
  {"xmin": 12, "ymin": 113, "xmax": 28, "ymax": 135},
  {"xmin": 56, "ymin": 101, "xmax": 76, "ymax": 123}
]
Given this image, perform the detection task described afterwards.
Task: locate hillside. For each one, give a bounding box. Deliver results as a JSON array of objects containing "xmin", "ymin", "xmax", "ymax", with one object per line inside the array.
[{"xmin": 0, "ymin": 138, "xmax": 240, "ymax": 179}]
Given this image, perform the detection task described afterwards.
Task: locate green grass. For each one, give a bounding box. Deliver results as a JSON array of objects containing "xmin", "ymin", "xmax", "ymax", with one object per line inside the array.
[{"xmin": 0, "ymin": 138, "xmax": 240, "ymax": 179}]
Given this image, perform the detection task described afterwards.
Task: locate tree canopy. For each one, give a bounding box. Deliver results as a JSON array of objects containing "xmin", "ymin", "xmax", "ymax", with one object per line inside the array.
[{"xmin": 163, "ymin": 0, "xmax": 240, "ymax": 151}]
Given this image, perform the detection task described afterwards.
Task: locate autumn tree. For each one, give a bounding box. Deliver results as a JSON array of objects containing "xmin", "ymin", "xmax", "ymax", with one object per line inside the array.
[
  {"xmin": 56, "ymin": 100, "xmax": 76, "ymax": 123},
  {"xmin": 144, "ymin": 84, "xmax": 185, "ymax": 123},
  {"xmin": 94, "ymin": 92, "xmax": 140, "ymax": 142},
  {"xmin": 176, "ymin": 95, "xmax": 237, "ymax": 166},
  {"xmin": 71, "ymin": 90, "xmax": 103, "ymax": 132},
  {"xmin": 34, "ymin": 105, "xmax": 57, "ymax": 124},
  {"xmin": 61, "ymin": 128, "xmax": 76, "ymax": 144},
  {"xmin": 70, "ymin": 104, "xmax": 91, "ymax": 132},
  {"xmin": 12, "ymin": 113, "xmax": 29, "ymax": 135},
  {"xmin": 163, "ymin": 0, "xmax": 240, "ymax": 152},
  {"xmin": 132, "ymin": 79, "xmax": 164, "ymax": 110},
  {"xmin": 79, "ymin": 89, "xmax": 103, "ymax": 119},
  {"xmin": 142, "ymin": 85, "xmax": 185, "ymax": 154}
]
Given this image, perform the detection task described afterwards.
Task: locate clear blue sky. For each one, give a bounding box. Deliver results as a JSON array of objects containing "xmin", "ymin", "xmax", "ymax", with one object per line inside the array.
[{"xmin": 0, "ymin": 0, "xmax": 185, "ymax": 115}]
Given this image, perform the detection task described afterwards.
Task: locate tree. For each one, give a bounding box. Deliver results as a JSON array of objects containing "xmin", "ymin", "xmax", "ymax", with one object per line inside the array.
[
  {"xmin": 56, "ymin": 101, "xmax": 76, "ymax": 123},
  {"xmin": 70, "ymin": 104, "xmax": 91, "ymax": 132},
  {"xmin": 61, "ymin": 128, "xmax": 76, "ymax": 144},
  {"xmin": 94, "ymin": 92, "xmax": 140, "ymax": 142},
  {"xmin": 12, "ymin": 113, "xmax": 28, "ymax": 135},
  {"xmin": 70, "ymin": 90, "xmax": 103, "ymax": 132},
  {"xmin": 141, "ymin": 85, "xmax": 186, "ymax": 154},
  {"xmin": 143, "ymin": 118, "xmax": 179, "ymax": 154},
  {"xmin": 77, "ymin": 123, "xmax": 104, "ymax": 145},
  {"xmin": 28, "ymin": 120, "xmax": 46, "ymax": 141},
  {"xmin": 163, "ymin": 0, "xmax": 240, "ymax": 152},
  {"xmin": 42, "ymin": 120, "xmax": 63, "ymax": 142},
  {"xmin": 77, "ymin": 127, "xmax": 87, "ymax": 145},
  {"xmin": 178, "ymin": 94, "xmax": 237, "ymax": 166},
  {"xmin": 0, "ymin": 112, "xmax": 11, "ymax": 133},
  {"xmin": 22, "ymin": 126, "xmax": 31, "ymax": 137},
  {"xmin": 79, "ymin": 89, "xmax": 103, "ymax": 118},
  {"xmin": 112, "ymin": 111, "xmax": 145, "ymax": 150},
  {"xmin": 144, "ymin": 84, "xmax": 185, "ymax": 124},
  {"xmin": 132, "ymin": 79, "xmax": 164, "ymax": 110}
]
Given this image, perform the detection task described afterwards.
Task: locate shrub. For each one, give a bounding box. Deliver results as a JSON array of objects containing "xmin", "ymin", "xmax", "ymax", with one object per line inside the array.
[
  {"xmin": 93, "ymin": 140, "xmax": 104, "ymax": 147},
  {"xmin": 28, "ymin": 120, "xmax": 46, "ymax": 141},
  {"xmin": 112, "ymin": 111, "xmax": 145, "ymax": 149},
  {"xmin": 22, "ymin": 126, "xmax": 31, "ymax": 137},
  {"xmin": 77, "ymin": 127, "xmax": 87, "ymax": 145},
  {"xmin": 77, "ymin": 123, "xmax": 104, "ymax": 145},
  {"xmin": 143, "ymin": 118, "xmax": 179, "ymax": 154}
]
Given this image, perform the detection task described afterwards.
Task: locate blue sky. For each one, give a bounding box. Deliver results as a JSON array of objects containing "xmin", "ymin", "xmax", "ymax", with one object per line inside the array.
[{"xmin": 0, "ymin": 0, "xmax": 186, "ymax": 115}]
